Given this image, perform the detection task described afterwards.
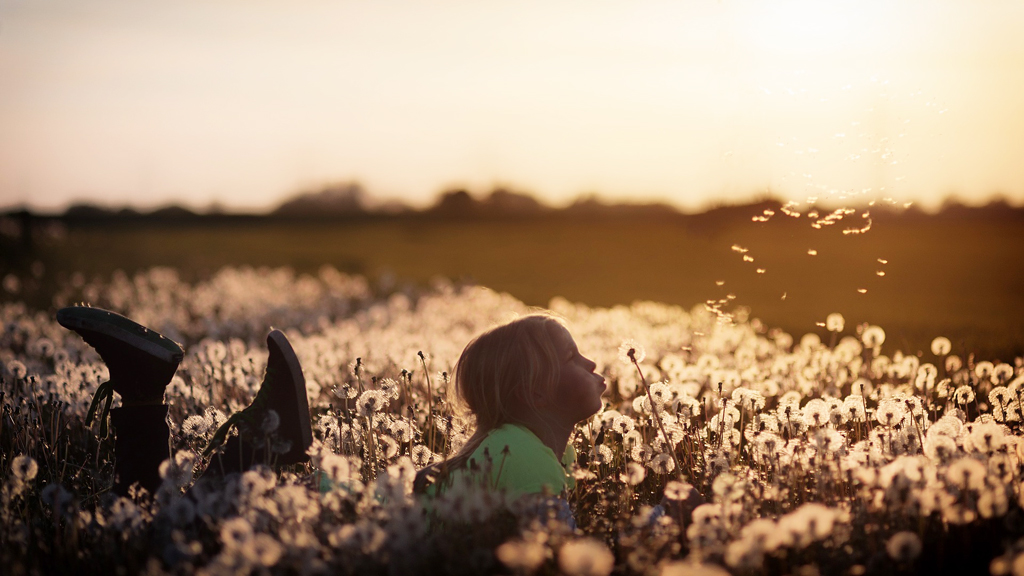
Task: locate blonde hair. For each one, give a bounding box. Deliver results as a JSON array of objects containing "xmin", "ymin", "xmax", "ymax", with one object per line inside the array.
[{"xmin": 417, "ymin": 313, "xmax": 567, "ymax": 489}]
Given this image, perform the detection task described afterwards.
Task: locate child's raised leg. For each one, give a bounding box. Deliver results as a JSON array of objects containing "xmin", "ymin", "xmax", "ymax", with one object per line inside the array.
[
  {"xmin": 57, "ymin": 306, "xmax": 183, "ymax": 496},
  {"xmin": 202, "ymin": 329, "xmax": 313, "ymax": 477},
  {"xmin": 58, "ymin": 307, "xmax": 314, "ymax": 495}
]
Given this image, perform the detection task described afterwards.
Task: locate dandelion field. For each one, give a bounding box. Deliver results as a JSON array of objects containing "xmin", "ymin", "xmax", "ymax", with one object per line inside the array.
[{"xmin": 2, "ymin": 263, "xmax": 1024, "ymax": 576}]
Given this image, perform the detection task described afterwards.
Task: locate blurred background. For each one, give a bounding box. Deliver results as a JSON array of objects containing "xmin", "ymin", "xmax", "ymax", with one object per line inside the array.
[{"xmin": 1, "ymin": 0, "xmax": 1022, "ymax": 357}]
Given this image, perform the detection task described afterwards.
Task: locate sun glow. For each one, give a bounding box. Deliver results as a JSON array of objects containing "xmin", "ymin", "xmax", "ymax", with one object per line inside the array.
[
  {"xmin": 743, "ymin": 0, "xmax": 894, "ymax": 61},
  {"xmin": 0, "ymin": 0, "xmax": 1021, "ymax": 210}
]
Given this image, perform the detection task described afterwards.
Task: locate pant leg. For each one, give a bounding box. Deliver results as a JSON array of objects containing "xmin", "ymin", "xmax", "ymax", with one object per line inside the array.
[{"xmin": 109, "ymin": 404, "xmax": 170, "ymax": 497}]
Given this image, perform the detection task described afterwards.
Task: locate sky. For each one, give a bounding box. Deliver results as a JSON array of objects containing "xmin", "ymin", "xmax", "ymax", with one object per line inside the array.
[{"xmin": 1, "ymin": 0, "xmax": 1022, "ymax": 212}]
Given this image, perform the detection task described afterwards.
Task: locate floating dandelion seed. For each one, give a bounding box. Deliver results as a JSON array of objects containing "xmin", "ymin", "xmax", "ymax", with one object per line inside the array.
[
  {"xmin": 756, "ymin": 268, "xmax": 766, "ymax": 274},
  {"xmin": 731, "ymin": 245, "xmax": 749, "ymax": 253},
  {"xmin": 781, "ymin": 292, "xmax": 787, "ymax": 300},
  {"xmin": 743, "ymin": 255, "xmax": 754, "ymax": 262},
  {"xmin": 715, "ymin": 280, "xmax": 725, "ymax": 286},
  {"xmin": 857, "ymin": 288, "xmax": 868, "ymax": 294},
  {"xmin": 878, "ymin": 258, "xmax": 888, "ymax": 264},
  {"xmin": 807, "ymin": 249, "xmax": 818, "ymax": 255}
]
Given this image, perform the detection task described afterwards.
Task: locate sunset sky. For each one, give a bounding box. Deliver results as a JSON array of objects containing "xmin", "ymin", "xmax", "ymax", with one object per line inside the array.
[{"xmin": 1, "ymin": 0, "xmax": 1022, "ymax": 212}]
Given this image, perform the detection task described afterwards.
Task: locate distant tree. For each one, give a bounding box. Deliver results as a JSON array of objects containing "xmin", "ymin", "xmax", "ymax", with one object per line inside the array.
[
  {"xmin": 429, "ymin": 189, "xmax": 480, "ymax": 216},
  {"xmin": 148, "ymin": 205, "xmax": 196, "ymax": 219},
  {"xmin": 273, "ymin": 183, "xmax": 368, "ymax": 217},
  {"xmin": 482, "ymin": 188, "xmax": 548, "ymax": 215}
]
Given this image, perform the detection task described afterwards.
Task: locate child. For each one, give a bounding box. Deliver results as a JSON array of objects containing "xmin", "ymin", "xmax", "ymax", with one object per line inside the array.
[
  {"xmin": 414, "ymin": 314, "xmax": 607, "ymax": 509},
  {"xmin": 61, "ymin": 305, "xmax": 608, "ymax": 520},
  {"xmin": 57, "ymin": 305, "xmax": 312, "ymax": 496}
]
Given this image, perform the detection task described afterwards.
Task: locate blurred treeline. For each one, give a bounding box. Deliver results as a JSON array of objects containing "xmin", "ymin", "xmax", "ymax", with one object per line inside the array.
[{"xmin": 2, "ymin": 187, "xmax": 1022, "ymax": 360}]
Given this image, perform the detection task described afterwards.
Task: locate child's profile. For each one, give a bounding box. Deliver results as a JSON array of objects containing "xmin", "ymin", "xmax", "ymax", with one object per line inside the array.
[{"xmin": 415, "ymin": 313, "xmax": 606, "ymax": 506}]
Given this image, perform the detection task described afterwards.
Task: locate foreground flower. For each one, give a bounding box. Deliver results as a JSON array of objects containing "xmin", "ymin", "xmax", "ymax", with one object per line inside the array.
[
  {"xmin": 496, "ymin": 539, "xmax": 547, "ymax": 573},
  {"xmin": 11, "ymin": 454, "xmax": 38, "ymax": 482},
  {"xmin": 886, "ymin": 531, "xmax": 922, "ymax": 562},
  {"xmin": 559, "ymin": 538, "xmax": 614, "ymax": 576}
]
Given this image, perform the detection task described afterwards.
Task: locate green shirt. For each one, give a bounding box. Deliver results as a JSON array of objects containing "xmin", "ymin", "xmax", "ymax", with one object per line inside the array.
[{"xmin": 444, "ymin": 423, "xmax": 576, "ymax": 498}]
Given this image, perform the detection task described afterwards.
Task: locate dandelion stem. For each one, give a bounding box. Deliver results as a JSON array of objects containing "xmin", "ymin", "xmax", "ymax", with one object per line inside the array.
[
  {"xmin": 629, "ymin": 352, "xmax": 684, "ymax": 480},
  {"xmin": 419, "ymin": 351, "xmax": 434, "ymax": 451}
]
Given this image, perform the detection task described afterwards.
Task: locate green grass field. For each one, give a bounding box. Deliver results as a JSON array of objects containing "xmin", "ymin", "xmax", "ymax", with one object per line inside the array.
[{"xmin": 8, "ymin": 205, "xmax": 1024, "ymax": 359}]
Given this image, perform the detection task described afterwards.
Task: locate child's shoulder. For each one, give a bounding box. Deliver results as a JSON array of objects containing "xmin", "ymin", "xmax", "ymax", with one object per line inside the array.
[
  {"xmin": 470, "ymin": 424, "xmax": 573, "ymax": 496},
  {"xmin": 474, "ymin": 423, "xmax": 548, "ymax": 460}
]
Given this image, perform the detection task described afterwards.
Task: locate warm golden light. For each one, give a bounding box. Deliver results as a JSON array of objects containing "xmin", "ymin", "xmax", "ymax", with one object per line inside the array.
[{"xmin": 0, "ymin": 0, "xmax": 1020, "ymax": 211}]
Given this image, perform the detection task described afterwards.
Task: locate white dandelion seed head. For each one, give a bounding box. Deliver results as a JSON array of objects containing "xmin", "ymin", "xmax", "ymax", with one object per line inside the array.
[
  {"xmin": 945, "ymin": 355, "xmax": 964, "ymax": 372},
  {"xmin": 261, "ymin": 409, "xmax": 281, "ymax": 433},
  {"xmin": 388, "ymin": 419, "xmax": 414, "ymax": 443},
  {"xmin": 411, "ymin": 444, "xmax": 437, "ymax": 467},
  {"xmin": 620, "ymin": 462, "xmax": 646, "ymax": 485},
  {"xmin": 953, "ymin": 386, "xmax": 976, "ymax": 405},
  {"xmin": 825, "ymin": 313, "xmax": 845, "ymax": 333},
  {"xmin": 593, "ymin": 444, "xmax": 614, "ymax": 465},
  {"xmin": 931, "ymin": 337, "xmax": 952, "ymax": 356},
  {"xmin": 558, "ymin": 538, "xmax": 615, "ymax": 576},
  {"xmin": 357, "ymin": 390, "xmax": 387, "ymax": 416},
  {"xmin": 611, "ymin": 414, "xmax": 636, "ymax": 435},
  {"xmin": 378, "ymin": 377, "xmax": 401, "ymax": 400},
  {"xmin": 992, "ymin": 363, "xmax": 1014, "ymax": 384},
  {"xmin": 496, "ymin": 539, "xmax": 547, "ymax": 573},
  {"xmin": 886, "ymin": 531, "xmax": 922, "ymax": 562},
  {"xmin": 220, "ymin": 517, "xmax": 254, "ymax": 550},
  {"xmin": 660, "ymin": 562, "xmax": 731, "ymax": 576},
  {"xmin": 862, "ymin": 325, "xmax": 886, "ymax": 348},
  {"xmin": 975, "ymin": 361, "xmax": 995, "ymax": 381},
  {"xmin": 11, "ymin": 454, "xmax": 38, "ymax": 482},
  {"xmin": 648, "ymin": 452, "xmax": 676, "ymax": 475},
  {"xmin": 618, "ymin": 340, "xmax": 646, "ymax": 365},
  {"xmin": 243, "ymin": 533, "xmax": 283, "ymax": 567},
  {"xmin": 7, "ymin": 359, "xmax": 27, "ymax": 379}
]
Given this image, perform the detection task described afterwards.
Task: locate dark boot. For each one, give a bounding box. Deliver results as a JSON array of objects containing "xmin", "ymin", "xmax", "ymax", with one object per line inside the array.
[
  {"xmin": 56, "ymin": 306, "xmax": 183, "ymax": 404},
  {"xmin": 56, "ymin": 306, "xmax": 184, "ymax": 496},
  {"xmin": 203, "ymin": 329, "xmax": 312, "ymax": 477}
]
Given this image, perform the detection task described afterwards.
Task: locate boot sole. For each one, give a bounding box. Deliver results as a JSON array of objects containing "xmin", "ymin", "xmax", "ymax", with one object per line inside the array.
[
  {"xmin": 267, "ymin": 330, "xmax": 313, "ymax": 454},
  {"xmin": 57, "ymin": 306, "xmax": 183, "ymax": 365}
]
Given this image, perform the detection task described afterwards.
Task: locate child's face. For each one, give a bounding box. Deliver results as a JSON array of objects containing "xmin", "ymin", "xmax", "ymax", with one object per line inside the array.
[{"xmin": 545, "ymin": 325, "xmax": 606, "ymax": 425}]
